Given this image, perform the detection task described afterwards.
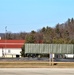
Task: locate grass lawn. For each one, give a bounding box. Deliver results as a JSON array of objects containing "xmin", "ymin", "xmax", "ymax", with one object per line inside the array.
[{"xmin": 0, "ymin": 61, "xmax": 74, "ymax": 68}]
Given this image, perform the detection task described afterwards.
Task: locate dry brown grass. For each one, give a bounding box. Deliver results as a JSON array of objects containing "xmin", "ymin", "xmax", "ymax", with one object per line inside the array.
[{"xmin": 0, "ymin": 61, "xmax": 74, "ymax": 68}]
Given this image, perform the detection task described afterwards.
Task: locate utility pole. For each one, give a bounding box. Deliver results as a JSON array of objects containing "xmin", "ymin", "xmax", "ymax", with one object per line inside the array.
[{"xmin": 5, "ymin": 26, "xmax": 7, "ymax": 57}]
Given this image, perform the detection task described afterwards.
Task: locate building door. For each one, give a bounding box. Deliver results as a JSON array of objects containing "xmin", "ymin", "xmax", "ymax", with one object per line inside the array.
[{"xmin": 16, "ymin": 55, "xmax": 20, "ymax": 58}]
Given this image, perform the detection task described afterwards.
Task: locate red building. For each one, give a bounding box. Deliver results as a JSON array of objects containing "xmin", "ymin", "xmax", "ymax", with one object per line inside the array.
[{"xmin": 0, "ymin": 40, "xmax": 25, "ymax": 58}]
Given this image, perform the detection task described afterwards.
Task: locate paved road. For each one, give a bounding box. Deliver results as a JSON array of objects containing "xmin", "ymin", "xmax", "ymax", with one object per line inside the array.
[
  {"xmin": 0, "ymin": 68, "xmax": 74, "ymax": 75},
  {"xmin": 0, "ymin": 58, "xmax": 74, "ymax": 62}
]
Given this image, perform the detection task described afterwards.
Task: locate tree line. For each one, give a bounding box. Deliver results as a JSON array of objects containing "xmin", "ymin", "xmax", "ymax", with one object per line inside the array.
[{"xmin": 1, "ymin": 18, "xmax": 74, "ymax": 44}]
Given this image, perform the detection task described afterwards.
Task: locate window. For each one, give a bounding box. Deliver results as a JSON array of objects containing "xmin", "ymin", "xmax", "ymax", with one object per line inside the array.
[{"xmin": 8, "ymin": 50, "xmax": 10, "ymax": 53}]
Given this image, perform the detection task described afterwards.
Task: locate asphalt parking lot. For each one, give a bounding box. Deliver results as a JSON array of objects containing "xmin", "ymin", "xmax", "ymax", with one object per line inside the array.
[
  {"xmin": 0, "ymin": 57, "xmax": 74, "ymax": 62},
  {"xmin": 0, "ymin": 68, "xmax": 74, "ymax": 75}
]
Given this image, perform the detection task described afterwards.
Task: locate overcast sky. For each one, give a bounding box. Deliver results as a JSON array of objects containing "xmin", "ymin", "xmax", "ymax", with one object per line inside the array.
[{"xmin": 0, "ymin": 0, "xmax": 74, "ymax": 33}]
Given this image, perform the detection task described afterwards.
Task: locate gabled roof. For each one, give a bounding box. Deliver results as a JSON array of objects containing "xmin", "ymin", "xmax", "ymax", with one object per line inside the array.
[{"xmin": 0, "ymin": 40, "xmax": 25, "ymax": 48}]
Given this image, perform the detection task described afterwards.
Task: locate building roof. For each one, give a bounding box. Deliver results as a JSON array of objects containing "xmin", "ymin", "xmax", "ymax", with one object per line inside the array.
[{"xmin": 0, "ymin": 40, "xmax": 25, "ymax": 48}]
